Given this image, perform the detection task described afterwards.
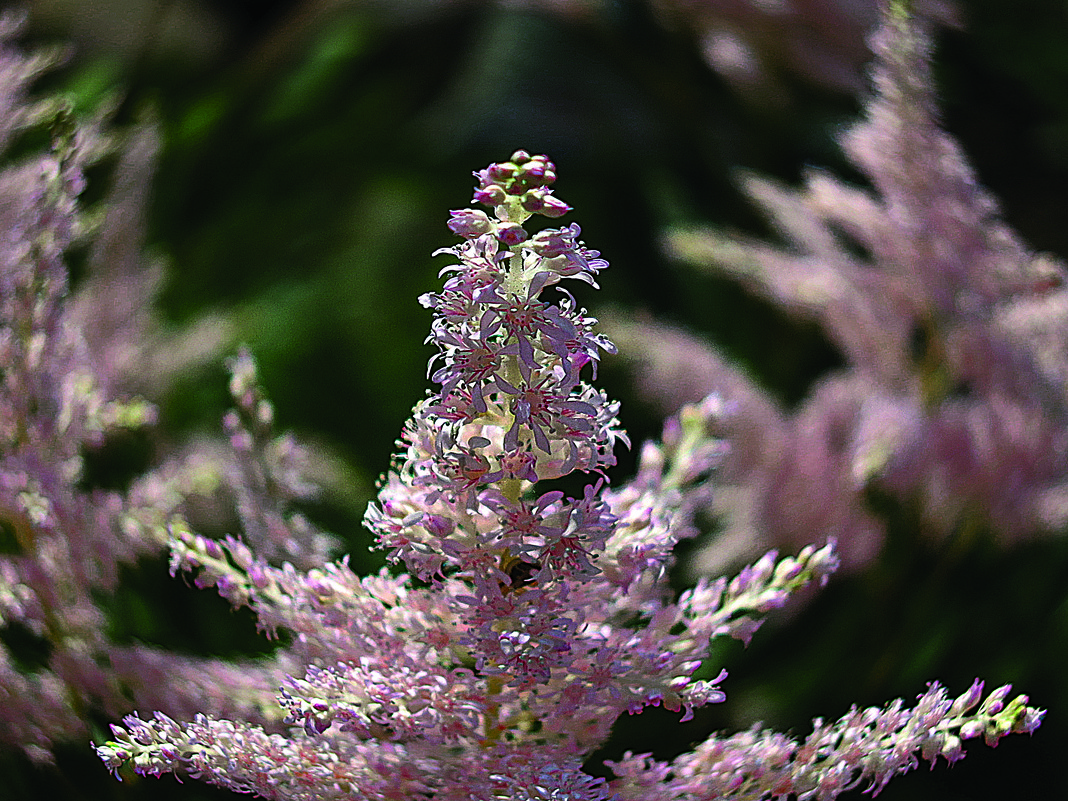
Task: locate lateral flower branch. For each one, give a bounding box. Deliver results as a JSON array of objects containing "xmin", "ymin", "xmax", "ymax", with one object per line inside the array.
[{"xmin": 96, "ymin": 151, "xmax": 1042, "ymax": 799}]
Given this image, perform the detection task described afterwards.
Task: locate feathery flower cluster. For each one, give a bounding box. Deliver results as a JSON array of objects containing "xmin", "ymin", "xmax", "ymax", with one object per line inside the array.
[
  {"xmin": 613, "ymin": 0, "xmax": 1068, "ymax": 572},
  {"xmin": 0, "ymin": 13, "xmax": 307, "ymax": 763},
  {"xmin": 95, "ymin": 148, "xmax": 1042, "ymax": 799}
]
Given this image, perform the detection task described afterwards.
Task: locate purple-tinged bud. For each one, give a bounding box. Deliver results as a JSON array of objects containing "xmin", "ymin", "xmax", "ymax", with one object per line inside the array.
[
  {"xmin": 510, "ymin": 149, "xmax": 532, "ymax": 164},
  {"xmin": 216, "ymin": 574, "xmax": 236, "ymax": 596},
  {"xmin": 519, "ymin": 161, "xmax": 546, "ymax": 183},
  {"xmin": 662, "ymin": 416, "xmax": 682, "ymax": 447},
  {"xmin": 229, "ymin": 428, "xmax": 253, "ymax": 452},
  {"xmin": 528, "ymin": 224, "xmax": 579, "ymax": 257},
  {"xmin": 201, "ymin": 537, "xmax": 225, "ymax": 561},
  {"xmin": 539, "ymin": 195, "xmax": 572, "ymax": 218},
  {"xmin": 473, "ymin": 184, "xmax": 507, "ymax": 206},
  {"xmin": 668, "ymin": 676, "xmax": 690, "ymax": 691},
  {"xmin": 496, "ymin": 222, "xmax": 529, "ymax": 247},
  {"xmin": 249, "ymin": 561, "xmax": 270, "ymax": 589},
  {"xmin": 448, "ymin": 209, "xmax": 493, "ymax": 238},
  {"xmin": 256, "ymin": 400, "xmax": 273, "ymax": 426},
  {"xmin": 222, "ymin": 410, "xmax": 241, "ymax": 435},
  {"xmin": 752, "ymin": 589, "xmax": 787, "ymax": 613},
  {"xmin": 521, "ymin": 192, "xmax": 547, "ymax": 214},
  {"xmin": 731, "ymin": 551, "xmax": 776, "ymax": 593},
  {"xmin": 949, "ymin": 679, "xmax": 984, "ymax": 716},
  {"xmin": 773, "ymin": 556, "xmax": 802, "ymax": 584},
  {"xmin": 488, "ymin": 162, "xmax": 517, "ymax": 182},
  {"xmin": 229, "ymin": 539, "xmax": 254, "ymax": 569},
  {"xmin": 1015, "ymin": 704, "xmax": 1046, "ymax": 734},
  {"xmin": 982, "ymin": 685, "xmax": 1011, "ymax": 715},
  {"xmin": 802, "ymin": 539, "xmax": 840, "ymax": 585},
  {"xmin": 174, "ymin": 525, "xmax": 196, "ymax": 545}
]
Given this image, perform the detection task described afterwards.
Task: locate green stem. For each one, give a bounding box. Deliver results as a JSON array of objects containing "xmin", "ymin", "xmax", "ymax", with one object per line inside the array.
[{"xmin": 483, "ymin": 675, "xmax": 504, "ymax": 743}]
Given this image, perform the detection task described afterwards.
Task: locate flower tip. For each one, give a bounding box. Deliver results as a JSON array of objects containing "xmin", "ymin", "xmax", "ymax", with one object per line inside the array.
[
  {"xmin": 1017, "ymin": 706, "xmax": 1046, "ymax": 735},
  {"xmin": 539, "ymin": 196, "xmax": 572, "ymax": 217}
]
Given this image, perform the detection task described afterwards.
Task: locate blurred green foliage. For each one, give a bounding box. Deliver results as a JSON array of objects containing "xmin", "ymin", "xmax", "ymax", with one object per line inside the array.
[{"xmin": 15, "ymin": 0, "xmax": 1068, "ymax": 798}]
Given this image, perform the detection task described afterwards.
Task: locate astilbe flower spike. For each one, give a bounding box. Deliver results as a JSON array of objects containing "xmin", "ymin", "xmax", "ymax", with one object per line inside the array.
[
  {"xmin": 96, "ymin": 151, "xmax": 1042, "ymax": 799},
  {"xmin": 611, "ymin": 0, "xmax": 1068, "ymax": 573}
]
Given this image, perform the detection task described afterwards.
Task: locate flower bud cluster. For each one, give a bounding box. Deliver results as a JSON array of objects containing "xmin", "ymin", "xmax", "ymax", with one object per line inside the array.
[{"xmin": 470, "ymin": 151, "xmax": 572, "ymax": 220}]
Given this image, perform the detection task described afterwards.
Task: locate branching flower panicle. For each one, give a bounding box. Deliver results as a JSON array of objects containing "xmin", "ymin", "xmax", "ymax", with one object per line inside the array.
[{"xmin": 95, "ymin": 144, "xmax": 1043, "ymax": 801}]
